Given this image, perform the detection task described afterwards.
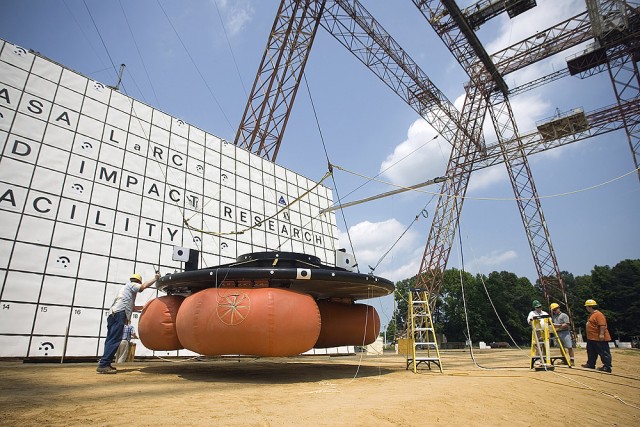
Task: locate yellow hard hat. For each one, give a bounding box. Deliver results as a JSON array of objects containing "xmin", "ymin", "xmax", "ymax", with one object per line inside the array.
[
  {"xmin": 584, "ymin": 299, "xmax": 598, "ymax": 307},
  {"xmin": 130, "ymin": 273, "xmax": 142, "ymax": 283},
  {"xmin": 550, "ymin": 303, "xmax": 560, "ymax": 310}
]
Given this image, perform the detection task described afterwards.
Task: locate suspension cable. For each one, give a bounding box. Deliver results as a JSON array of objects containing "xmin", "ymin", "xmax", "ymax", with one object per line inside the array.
[
  {"xmin": 368, "ymin": 193, "xmax": 436, "ymax": 274},
  {"xmin": 303, "ymin": 73, "xmax": 359, "ymax": 270}
]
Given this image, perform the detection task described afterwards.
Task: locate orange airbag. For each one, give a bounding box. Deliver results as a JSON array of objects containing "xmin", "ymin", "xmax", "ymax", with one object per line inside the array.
[
  {"xmin": 138, "ymin": 295, "xmax": 185, "ymax": 351},
  {"xmin": 314, "ymin": 300, "xmax": 380, "ymax": 348},
  {"xmin": 176, "ymin": 288, "xmax": 321, "ymax": 356}
]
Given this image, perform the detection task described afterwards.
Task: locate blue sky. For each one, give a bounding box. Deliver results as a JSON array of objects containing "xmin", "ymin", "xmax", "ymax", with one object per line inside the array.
[{"xmin": 2, "ymin": 0, "xmax": 638, "ymax": 328}]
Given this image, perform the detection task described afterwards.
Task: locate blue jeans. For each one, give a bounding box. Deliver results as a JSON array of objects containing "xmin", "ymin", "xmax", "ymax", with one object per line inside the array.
[{"xmin": 99, "ymin": 311, "xmax": 126, "ymax": 368}]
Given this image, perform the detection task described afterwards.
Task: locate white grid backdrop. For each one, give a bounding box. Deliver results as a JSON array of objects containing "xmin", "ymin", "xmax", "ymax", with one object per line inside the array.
[{"xmin": 0, "ymin": 39, "xmax": 339, "ymax": 358}]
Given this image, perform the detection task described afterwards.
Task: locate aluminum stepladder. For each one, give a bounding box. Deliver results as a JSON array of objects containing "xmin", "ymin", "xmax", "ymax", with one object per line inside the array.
[
  {"xmin": 406, "ymin": 288, "xmax": 442, "ymax": 373},
  {"xmin": 530, "ymin": 314, "xmax": 571, "ymax": 370}
]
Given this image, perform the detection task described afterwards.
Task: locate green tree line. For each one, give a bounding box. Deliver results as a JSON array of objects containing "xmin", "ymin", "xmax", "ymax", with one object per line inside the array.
[{"xmin": 384, "ymin": 259, "xmax": 640, "ymax": 345}]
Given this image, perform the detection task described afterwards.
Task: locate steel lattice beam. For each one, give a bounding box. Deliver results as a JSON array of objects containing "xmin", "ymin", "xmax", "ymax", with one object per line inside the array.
[
  {"xmin": 234, "ymin": 0, "xmax": 326, "ymax": 161},
  {"xmin": 608, "ymin": 53, "xmax": 640, "ymax": 181},
  {"xmin": 415, "ymin": 83, "xmax": 486, "ymax": 305},
  {"xmin": 321, "ymin": 0, "xmax": 480, "ymax": 148},
  {"xmin": 471, "ymin": 99, "xmax": 640, "ymax": 171},
  {"xmin": 486, "ymin": 89, "xmax": 570, "ymax": 315},
  {"xmin": 491, "ymin": 11, "xmax": 593, "ymax": 75},
  {"xmin": 414, "ymin": 0, "xmax": 507, "ymax": 92},
  {"xmin": 594, "ymin": 0, "xmax": 640, "ymax": 181},
  {"xmin": 462, "ymin": 0, "xmax": 538, "ymax": 30}
]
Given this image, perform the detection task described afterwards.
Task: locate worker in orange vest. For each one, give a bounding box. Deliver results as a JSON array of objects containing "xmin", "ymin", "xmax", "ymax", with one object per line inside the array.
[{"xmin": 581, "ymin": 299, "xmax": 612, "ymax": 373}]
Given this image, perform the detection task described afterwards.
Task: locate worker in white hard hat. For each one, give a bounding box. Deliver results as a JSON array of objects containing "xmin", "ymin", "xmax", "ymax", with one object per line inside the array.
[
  {"xmin": 550, "ymin": 302, "xmax": 574, "ymax": 365},
  {"xmin": 581, "ymin": 299, "xmax": 612, "ymax": 373},
  {"xmin": 97, "ymin": 272, "xmax": 160, "ymax": 374}
]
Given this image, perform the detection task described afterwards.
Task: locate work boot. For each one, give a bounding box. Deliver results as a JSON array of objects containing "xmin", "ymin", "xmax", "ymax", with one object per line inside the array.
[
  {"xmin": 581, "ymin": 363, "xmax": 595, "ymax": 369},
  {"xmin": 96, "ymin": 366, "xmax": 117, "ymax": 374},
  {"xmin": 597, "ymin": 366, "xmax": 612, "ymax": 373}
]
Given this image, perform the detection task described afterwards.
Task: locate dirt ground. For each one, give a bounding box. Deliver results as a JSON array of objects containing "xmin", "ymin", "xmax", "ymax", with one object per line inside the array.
[{"xmin": 1, "ymin": 347, "xmax": 639, "ymax": 426}]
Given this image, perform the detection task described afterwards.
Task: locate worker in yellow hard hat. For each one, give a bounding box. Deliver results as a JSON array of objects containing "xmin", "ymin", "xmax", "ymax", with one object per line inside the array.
[
  {"xmin": 97, "ymin": 271, "xmax": 161, "ymax": 374},
  {"xmin": 581, "ymin": 299, "xmax": 612, "ymax": 373},
  {"xmin": 550, "ymin": 302, "xmax": 574, "ymax": 365}
]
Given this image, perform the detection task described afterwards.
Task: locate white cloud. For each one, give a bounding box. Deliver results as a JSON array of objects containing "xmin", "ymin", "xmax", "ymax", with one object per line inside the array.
[
  {"xmin": 337, "ymin": 218, "xmax": 421, "ymax": 281},
  {"xmin": 452, "ymin": 92, "xmax": 466, "ymax": 110},
  {"xmin": 337, "ymin": 219, "xmax": 519, "ymax": 282},
  {"xmin": 214, "ymin": 0, "xmax": 254, "ymax": 36},
  {"xmin": 379, "ymin": 119, "xmax": 449, "ymax": 188},
  {"xmin": 468, "ymin": 166, "xmax": 507, "ymax": 192},
  {"xmin": 468, "ymin": 93, "xmax": 550, "ymax": 190},
  {"xmin": 374, "ymin": 244, "xmax": 426, "ymax": 282},
  {"xmin": 509, "ymin": 93, "xmax": 552, "ymax": 133},
  {"xmin": 465, "ymin": 250, "xmax": 518, "ymax": 273},
  {"xmin": 480, "ymin": 91, "xmax": 551, "ymax": 144},
  {"xmin": 383, "ymin": 92, "xmax": 549, "ymax": 194}
]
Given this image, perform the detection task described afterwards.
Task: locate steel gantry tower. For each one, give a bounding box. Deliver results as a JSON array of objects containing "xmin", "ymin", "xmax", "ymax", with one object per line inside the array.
[
  {"xmin": 234, "ymin": 0, "xmax": 639, "ymax": 337},
  {"xmin": 410, "ymin": 0, "xmax": 577, "ymax": 331},
  {"xmin": 409, "ymin": 0, "xmax": 638, "ymax": 335},
  {"xmin": 583, "ymin": 0, "xmax": 640, "ymax": 182}
]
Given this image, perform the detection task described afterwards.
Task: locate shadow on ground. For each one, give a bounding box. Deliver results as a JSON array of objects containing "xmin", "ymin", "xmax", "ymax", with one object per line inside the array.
[{"xmin": 138, "ymin": 358, "xmax": 395, "ymax": 383}]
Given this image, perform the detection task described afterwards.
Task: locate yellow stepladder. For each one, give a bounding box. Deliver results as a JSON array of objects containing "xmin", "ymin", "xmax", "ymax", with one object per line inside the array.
[
  {"xmin": 406, "ymin": 288, "xmax": 442, "ymax": 373},
  {"xmin": 530, "ymin": 314, "xmax": 571, "ymax": 370}
]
